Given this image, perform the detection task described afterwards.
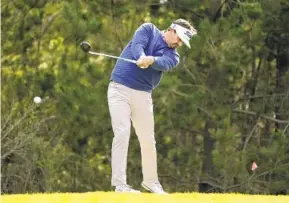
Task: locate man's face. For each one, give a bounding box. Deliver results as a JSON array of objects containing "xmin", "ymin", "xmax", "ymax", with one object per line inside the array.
[{"xmin": 166, "ymin": 28, "xmax": 183, "ymax": 48}]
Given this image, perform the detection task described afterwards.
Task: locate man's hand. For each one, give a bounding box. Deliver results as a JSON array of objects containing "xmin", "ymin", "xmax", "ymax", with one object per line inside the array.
[{"xmin": 136, "ymin": 56, "xmax": 155, "ymax": 69}]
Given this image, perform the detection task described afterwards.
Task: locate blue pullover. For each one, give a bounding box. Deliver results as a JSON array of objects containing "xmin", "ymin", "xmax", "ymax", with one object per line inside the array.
[{"xmin": 110, "ymin": 23, "xmax": 180, "ymax": 92}]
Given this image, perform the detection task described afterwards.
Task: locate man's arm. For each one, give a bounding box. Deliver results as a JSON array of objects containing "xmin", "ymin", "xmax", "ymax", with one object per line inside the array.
[
  {"xmin": 131, "ymin": 23, "xmax": 152, "ymax": 59},
  {"xmin": 137, "ymin": 51, "xmax": 180, "ymax": 71},
  {"xmin": 150, "ymin": 51, "xmax": 180, "ymax": 72}
]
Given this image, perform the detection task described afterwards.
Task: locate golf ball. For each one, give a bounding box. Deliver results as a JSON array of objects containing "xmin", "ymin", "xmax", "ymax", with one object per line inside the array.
[{"xmin": 33, "ymin": 96, "xmax": 42, "ymax": 104}]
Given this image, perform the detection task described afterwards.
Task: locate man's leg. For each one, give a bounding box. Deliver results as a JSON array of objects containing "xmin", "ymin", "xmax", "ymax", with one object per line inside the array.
[
  {"xmin": 130, "ymin": 90, "xmax": 159, "ymax": 185},
  {"xmin": 131, "ymin": 89, "xmax": 167, "ymax": 194},
  {"xmin": 108, "ymin": 82, "xmax": 132, "ymax": 186}
]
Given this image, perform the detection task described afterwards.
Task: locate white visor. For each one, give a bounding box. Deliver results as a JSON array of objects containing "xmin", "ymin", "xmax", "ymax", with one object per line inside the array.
[{"xmin": 170, "ymin": 23, "xmax": 197, "ymax": 48}]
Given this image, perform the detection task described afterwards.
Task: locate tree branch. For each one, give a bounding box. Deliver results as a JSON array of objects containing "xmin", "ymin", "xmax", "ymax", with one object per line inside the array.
[
  {"xmin": 242, "ymin": 119, "xmax": 259, "ymax": 152},
  {"xmin": 233, "ymin": 109, "xmax": 289, "ymax": 124}
]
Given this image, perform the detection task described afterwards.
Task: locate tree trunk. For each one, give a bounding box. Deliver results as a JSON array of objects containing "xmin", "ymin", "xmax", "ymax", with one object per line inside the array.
[
  {"xmin": 199, "ymin": 120, "xmax": 215, "ymax": 192},
  {"xmin": 275, "ymin": 46, "xmax": 289, "ymax": 130}
]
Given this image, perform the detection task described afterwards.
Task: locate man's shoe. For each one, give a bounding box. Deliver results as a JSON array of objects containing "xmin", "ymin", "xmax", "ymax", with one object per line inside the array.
[
  {"xmin": 115, "ymin": 184, "xmax": 141, "ymax": 193},
  {"xmin": 141, "ymin": 182, "xmax": 168, "ymax": 194}
]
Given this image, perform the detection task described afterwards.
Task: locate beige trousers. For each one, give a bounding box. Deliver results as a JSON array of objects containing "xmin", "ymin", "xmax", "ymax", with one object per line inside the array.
[{"xmin": 107, "ymin": 81, "xmax": 159, "ymax": 186}]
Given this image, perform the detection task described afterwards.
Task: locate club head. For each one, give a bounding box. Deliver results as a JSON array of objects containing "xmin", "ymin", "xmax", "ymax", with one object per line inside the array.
[{"xmin": 80, "ymin": 41, "xmax": 91, "ymax": 52}]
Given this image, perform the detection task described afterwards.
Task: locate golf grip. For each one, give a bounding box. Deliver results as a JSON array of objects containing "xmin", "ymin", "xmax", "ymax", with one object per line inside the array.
[{"xmin": 88, "ymin": 51, "xmax": 137, "ymax": 64}]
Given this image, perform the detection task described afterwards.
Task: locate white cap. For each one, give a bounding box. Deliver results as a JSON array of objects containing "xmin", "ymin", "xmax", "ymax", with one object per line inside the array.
[{"xmin": 170, "ymin": 23, "xmax": 197, "ymax": 48}]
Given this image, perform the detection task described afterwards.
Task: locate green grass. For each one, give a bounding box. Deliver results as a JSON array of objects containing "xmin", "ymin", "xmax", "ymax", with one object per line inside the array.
[{"xmin": 1, "ymin": 192, "xmax": 288, "ymax": 203}]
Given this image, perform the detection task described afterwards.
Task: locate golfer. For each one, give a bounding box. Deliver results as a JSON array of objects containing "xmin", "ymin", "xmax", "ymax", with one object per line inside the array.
[{"xmin": 108, "ymin": 19, "xmax": 197, "ymax": 194}]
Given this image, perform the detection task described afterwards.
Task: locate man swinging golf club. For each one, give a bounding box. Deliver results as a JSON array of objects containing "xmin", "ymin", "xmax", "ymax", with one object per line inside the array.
[{"xmin": 108, "ymin": 19, "xmax": 197, "ymax": 194}]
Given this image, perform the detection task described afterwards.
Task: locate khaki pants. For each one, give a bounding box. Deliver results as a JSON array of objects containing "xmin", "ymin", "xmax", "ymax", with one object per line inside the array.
[{"xmin": 107, "ymin": 81, "xmax": 159, "ymax": 186}]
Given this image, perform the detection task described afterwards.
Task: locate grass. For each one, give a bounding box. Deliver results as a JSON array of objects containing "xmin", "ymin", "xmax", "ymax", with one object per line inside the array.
[{"xmin": 1, "ymin": 192, "xmax": 288, "ymax": 203}]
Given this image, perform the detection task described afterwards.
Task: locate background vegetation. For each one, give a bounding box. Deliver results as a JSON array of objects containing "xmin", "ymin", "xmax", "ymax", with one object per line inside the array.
[{"xmin": 1, "ymin": 0, "xmax": 289, "ymax": 194}]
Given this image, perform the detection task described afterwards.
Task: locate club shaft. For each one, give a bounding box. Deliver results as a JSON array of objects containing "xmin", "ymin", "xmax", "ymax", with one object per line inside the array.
[{"xmin": 88, "ymin": 51, "xmax": 137, "ymax": 64}]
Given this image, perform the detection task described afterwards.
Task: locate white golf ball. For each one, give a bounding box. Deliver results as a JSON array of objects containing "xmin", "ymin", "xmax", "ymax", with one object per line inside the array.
[{"xmin": 33, "ymin": 96, "xmax": 42, "ymax": 104}]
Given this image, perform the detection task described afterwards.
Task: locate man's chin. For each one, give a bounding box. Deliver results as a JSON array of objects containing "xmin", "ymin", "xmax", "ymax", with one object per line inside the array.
[{"xmin": 169, "ymin": 44, "xmax": 178, "ymax": 49}]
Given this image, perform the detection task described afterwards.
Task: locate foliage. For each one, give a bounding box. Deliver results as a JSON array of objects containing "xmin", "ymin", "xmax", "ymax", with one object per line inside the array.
[{"xmin": 1, "ymin": 0, "xmax": 289, "ymax": 194}]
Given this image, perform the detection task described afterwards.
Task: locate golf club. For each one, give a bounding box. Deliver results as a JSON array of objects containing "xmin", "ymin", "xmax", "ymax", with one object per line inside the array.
[{"xmin": 80, "ymin": 41, "xmax": 137, "ymax": 64}]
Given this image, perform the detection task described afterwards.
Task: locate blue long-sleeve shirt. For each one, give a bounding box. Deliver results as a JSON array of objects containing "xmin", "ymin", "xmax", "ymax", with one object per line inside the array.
[{"xmin": 110, "ymin": 23, "xmax": 180, "ymax": 92}]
